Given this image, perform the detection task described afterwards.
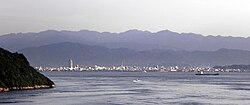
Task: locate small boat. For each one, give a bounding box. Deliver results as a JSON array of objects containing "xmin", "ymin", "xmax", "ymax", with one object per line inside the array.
[
  {"xmin": 195, "ymin": 71, "xmax": 219, "ymax": 75},
  {"xmin": 133, "ymin": 79, "xmax": 141, "ymax": 83}
]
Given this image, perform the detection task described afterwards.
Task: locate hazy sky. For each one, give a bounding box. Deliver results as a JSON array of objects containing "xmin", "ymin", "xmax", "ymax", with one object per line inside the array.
[{"xmin": 1, "ymin": 0, "xmax": 250, "ymax": 37}]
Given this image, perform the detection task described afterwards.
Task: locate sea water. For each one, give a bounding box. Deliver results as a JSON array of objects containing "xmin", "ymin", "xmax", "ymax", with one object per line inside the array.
[{"xmin": 0, "ymin": 71, "xmax": 250, "ymax": 105}]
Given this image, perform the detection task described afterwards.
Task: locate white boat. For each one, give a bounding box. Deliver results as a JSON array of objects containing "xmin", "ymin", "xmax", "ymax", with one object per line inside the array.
[
  {"xmin": 195, "ymin": 71, "xmax": 219, "ymax": 75},
  {"xmin": 133, "ymin": 79, "xmax": 141, "ymax": 83}
]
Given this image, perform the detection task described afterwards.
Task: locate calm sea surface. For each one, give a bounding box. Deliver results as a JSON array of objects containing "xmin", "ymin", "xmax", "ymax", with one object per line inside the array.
[{"xmin": 1, "ymin": 71, "xmax": 250, "ymax": 105}]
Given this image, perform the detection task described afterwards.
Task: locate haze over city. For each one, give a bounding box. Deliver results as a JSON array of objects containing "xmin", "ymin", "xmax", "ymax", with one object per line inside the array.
[
  {"xmin": 2, "ymin": 0, "xmax": 250, "ymax": 105},
  {"xmin": 1, "ymin": 0, "xmax": 250, "ymax": 37}
]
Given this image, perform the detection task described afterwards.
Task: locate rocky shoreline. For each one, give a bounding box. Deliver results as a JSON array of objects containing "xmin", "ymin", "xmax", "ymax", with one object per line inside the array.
[{"xmin": 0, "ymin": 85, "xmax": 54, "ymax": 92}]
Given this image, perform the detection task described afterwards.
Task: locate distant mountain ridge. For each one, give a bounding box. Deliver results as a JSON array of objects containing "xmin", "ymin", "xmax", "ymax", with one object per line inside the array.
[
  {"xmin": 19, "ymin": 42, "xmax": 250, "ymax": 67},
  {"xmin": 1, "ymin": 29, "xmax": 250, "ymax": 52}
]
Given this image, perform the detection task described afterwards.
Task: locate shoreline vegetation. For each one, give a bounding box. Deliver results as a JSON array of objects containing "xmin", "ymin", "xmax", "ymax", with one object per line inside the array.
[
  {"xmin": 0, "ymin": 85, "xmax": 54, "ymax": 92},
  {"xmin": 0, "ymin": 47, "xmax": 54, "ymax": 92}
]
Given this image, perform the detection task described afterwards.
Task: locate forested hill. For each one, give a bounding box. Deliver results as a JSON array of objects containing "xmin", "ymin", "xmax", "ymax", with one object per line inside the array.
[{"xmin": 0, "ymin": 47, "xmax": 54, "ymax": 92}]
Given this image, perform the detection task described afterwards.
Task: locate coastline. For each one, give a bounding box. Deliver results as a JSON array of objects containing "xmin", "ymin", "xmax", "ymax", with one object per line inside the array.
[{"xmin": 0, "ymin": 85, "xmax": 54, "ymax": 92}]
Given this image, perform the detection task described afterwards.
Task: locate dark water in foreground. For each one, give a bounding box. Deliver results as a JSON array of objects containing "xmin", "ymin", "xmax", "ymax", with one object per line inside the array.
[{"xmin": 1, "ymin": 72, "xmax": 250, "ymax": 105}]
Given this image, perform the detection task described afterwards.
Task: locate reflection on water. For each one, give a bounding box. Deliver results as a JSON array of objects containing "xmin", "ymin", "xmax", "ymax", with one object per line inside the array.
[{"xmin": 1, "ymin": 72, "xmax": 250, "ymax": 105}]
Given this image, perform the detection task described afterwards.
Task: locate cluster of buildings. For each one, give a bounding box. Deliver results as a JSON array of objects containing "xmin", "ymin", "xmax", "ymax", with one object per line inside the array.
[{"xmin": 35, "ymin": 59, "xmax": 246, "ymax": 72}]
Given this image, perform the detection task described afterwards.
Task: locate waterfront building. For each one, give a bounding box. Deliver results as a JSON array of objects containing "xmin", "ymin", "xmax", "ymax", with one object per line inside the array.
[{"xmin": 69, "ymin": 59, "xmax": 73, "ymax": 70}]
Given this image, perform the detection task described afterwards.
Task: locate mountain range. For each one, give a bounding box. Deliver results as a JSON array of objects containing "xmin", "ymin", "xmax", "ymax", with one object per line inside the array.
[
  {"xmin": 1, "ymin": 29, "xmax": 250, "ymax": 67},
  {"xmin": 18, "ymin": 42, "xmax": 250, "ymax": 67},
  {"xmin": 1, "ymin": 29, "xmax": 250, "ymax": 52}
]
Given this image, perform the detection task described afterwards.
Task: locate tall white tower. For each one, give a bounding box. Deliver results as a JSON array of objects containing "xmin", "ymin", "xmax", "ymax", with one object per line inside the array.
[{"xmin": 69, "ymin": 59, "xmax": 73, "ymax": 70}]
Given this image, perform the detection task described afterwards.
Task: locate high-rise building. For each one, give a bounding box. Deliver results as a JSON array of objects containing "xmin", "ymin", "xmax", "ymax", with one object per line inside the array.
[{"xmin": 69, "ymin": 59, "xmax": 73, "ymax": 70}]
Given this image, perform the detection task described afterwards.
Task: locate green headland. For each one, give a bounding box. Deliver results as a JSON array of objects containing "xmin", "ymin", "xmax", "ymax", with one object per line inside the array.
[{"xmin": 0, "ymin": 47, "xmax": 54, "ymax": 92}]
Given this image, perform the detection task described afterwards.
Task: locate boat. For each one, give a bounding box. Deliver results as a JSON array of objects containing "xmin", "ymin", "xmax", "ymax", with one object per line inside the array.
[
  {"xmin": 195, "ymin": 71, "xmax": 219, "ymax": 75},
  {"xmin": 133, "ymin": 79, "xmax": 141, "ymax": 83}
]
